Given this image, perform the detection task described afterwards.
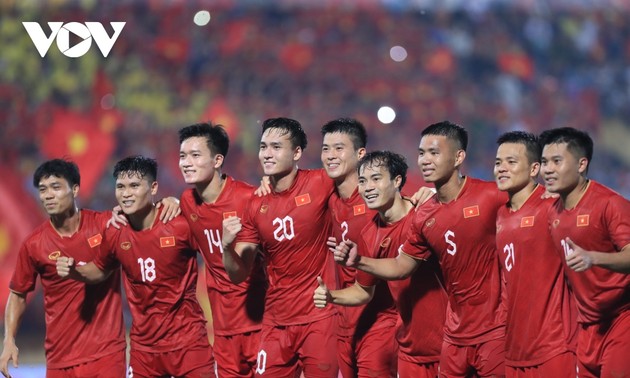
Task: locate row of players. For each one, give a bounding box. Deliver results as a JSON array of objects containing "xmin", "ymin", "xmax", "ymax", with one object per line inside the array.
[{"xmin": 1, "ymin": 118, "xmax": 629, "ymax": 378}]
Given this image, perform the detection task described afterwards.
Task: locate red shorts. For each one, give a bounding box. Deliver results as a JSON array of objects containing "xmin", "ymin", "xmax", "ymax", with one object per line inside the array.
[
  {"xmin": 215, "ymin": 330, "xmax": 262, "ymax": 377},
  {"xmin": 128, "ymin": 345, "xmax": 215, "ymax": 378},
  {"xmin": 47, "ymin": 349, "xmax": 126, "ymax": 378},
  {"xmin": 506, "ymin": 351, "xmax": 576, "ymax": 378},
  {"xmin": 440, "ymin": 338, "xmax": 505, "ymax": 378},
  {"xmin": 337, "ymin": 320, "xmax": 398, "ymax": 378},
  {"xmin": 398, "ymin": 359, "xmax": 439, "ymax": 378},
  {"xmin": 576, "ymin": 310, "xmax": 630, "ymax": 378},
  {"xmin": 255, "ymin": 316, "xmax": 338, "ymax": 378}
]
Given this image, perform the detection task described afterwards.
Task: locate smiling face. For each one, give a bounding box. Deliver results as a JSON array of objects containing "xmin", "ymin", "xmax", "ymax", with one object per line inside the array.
[
  {"xmin": 179, "ymin": 136, "xmax": 222, "ymax": 185},
  {"xmin": 541, "ymin": 142, "xmax": 586, "ymax": 195},
  {"xmin": 38, "ymin": 175, "xmax": 77, "ymax": 216},
  {"xmin": 321, "ymin": 132, "xmax": 364, "ymax": 181},
  {"xmin": 259, "ymin": 127, "xmax": 301, "ymax": 177},
  {"xmin": 115, "ymin": 172, "xmax": 157, "ymax": 216},
  {"xmin": 494, "ymin": 142, "xmax": 539, "ymax": 193},
  {"xmin": 358, "ymin": 162, "xmax": 400, "ymax": 212},
  {"xmin": 417, "ymin": 134, "xmax": 463, "ymax": 185}
]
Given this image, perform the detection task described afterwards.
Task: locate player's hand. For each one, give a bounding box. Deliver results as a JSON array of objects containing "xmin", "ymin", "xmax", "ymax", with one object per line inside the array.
[
  {"xmin": 405, "ymin": 186, "xmax": 436, "ymax": 208},
  {"xmin": 313, "ymin": 276, "xmax": 332, "ymax": 308},
  {"xmin": 540, "ymin": 188, "xmax": 559, "ymax": 199},
  {"xmin": 222, "ymin": 216, "xmax": 242, "ymax": 248},
  {"xmin": 0, "ymin": 340, "xmax": 19, "ymax": 378},
  {"xmin": 334, "ymin": 240, "xmax": 360, "ymax": 267},
  {"xmin": 106, "ymin": 206, "xmax": 128, "ymax": 229},
  {"xmin": 156, "ymin": 197, "xmax": 181, "ymax": 223},
  {"xmin": 326, "ymin": 237, "xmax": 338, "ymax": 254},
  {"xmin": 56, "ymin": 256, "xmax": 75, "ymax": 278},
  {"xmin": 254, "ymin": 176, "xmax": 272, "ymax": 197},
  {"xmin": 565, "ymin": 238, "xmax": 594, "ymax": 272}
]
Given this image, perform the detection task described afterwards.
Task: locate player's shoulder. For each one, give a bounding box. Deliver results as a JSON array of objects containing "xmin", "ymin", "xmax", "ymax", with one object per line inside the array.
[
  {"xmin": 227, "ymin": 176, "xmax": 257, "ymax": 196},
  {"xmin": 467, "ymin": 177, "xmax": 498, "ymax": 191},
  {"xmin": 22, "ymin": 220, "xmax": 51, "ymax": 245},
  {"xmin": 180, "ymin": 188, "xmax": 197, "ymax": 205},
  {"xmin": 588, "ymin": 180, "xmax": 623, "ymax": 199}
]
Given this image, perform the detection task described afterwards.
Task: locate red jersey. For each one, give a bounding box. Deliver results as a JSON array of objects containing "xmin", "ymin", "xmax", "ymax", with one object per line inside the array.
[
  {"xmin": 548, "ymin": 180, "xmax": 630, "ymax": 324},
  {"xmin": 180, "ymin": 176, "xmax": 266, "ymax": 336},
  {"xmin": 400, "ymin": 177, "xmax": 507, "ymax": 345},
  {"xmin": 356, "ymin": 209, "xmax": 447, "ymax": 363},
  {"xmin": 9, "ymin": 209, "xmax": 125, "ymax": 369},
  {"xmin": 328, "ymin": 187, "xmax": 398, "ymax": 338},
  {"xmin": 496, "ymin": 185, "xmax": 577, "ymax": 367},
  {"xmin": 94, "ymin": 211, "xmax": 209, "ymax": 352},
  {"xmin": 237, "ymin": 169, "xmax": 336, "ymax": 326}
]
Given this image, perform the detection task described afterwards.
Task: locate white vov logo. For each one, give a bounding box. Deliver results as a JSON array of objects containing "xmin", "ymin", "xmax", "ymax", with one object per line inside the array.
[{"xmin": 23, "ymin": 22, "xmax": 126, "ymax": 58}]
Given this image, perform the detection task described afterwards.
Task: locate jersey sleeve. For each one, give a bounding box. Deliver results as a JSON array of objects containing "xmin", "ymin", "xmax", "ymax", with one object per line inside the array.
[
  {"xmin": 92, "ymin": 228, "xmax": 120, "ymax": 272},
  {"xmin": 355, "ymin": 237, "xmax": 379, "ymax": 287},
  {"xmin": 399, "ymin": 212, "xmax": 431, "ymax": 260},
  {"xmin": 604, "ymin": 195, "xmax": 630, "ymax": 250},
  {"xmin": 235, "ymin": 200, "xmax": 261, "ymax": 245},
  {"xmin": 9, "ymin": 242, "xmax": 38, "ymax": 294}
]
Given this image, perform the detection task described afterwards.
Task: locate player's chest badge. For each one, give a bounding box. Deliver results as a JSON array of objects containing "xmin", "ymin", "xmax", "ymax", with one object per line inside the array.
[{"xmin": 121, "ymin": 241, "xmax": 132, "ymax": 250}]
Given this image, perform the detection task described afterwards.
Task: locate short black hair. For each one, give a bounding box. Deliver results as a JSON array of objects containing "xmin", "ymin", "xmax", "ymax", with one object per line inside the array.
[
  {"xmin": 539, "ymin": 127, "xmax": 593, "ymax": 166},
  {"xmin": 421, "ymin": 121, "xmax": 468, "ymax": 151},
  {"xmin": 113, "ymin": 156, "xmax": 158, "ymax": 182},
  {"xmin": 179, "ymin": 122, "xmax": 230, "ymax": 158},
  {"xmin": 358, "ymin": 150, "xmax": 408, "ymax": 190},
  {"xmin": 497, "ymin": 131, "xmax": 541, "ymax": 164},
  {"xmin": 320, "ymin": 118, "xmax": 367, "ymax": 150},
  {"xmin": 33, "ymin": 159, "xmax": 80, "ymax": 188},
  {"xmin": 261, "ymin": 117, "xmax": 307, "ymax": 150}
]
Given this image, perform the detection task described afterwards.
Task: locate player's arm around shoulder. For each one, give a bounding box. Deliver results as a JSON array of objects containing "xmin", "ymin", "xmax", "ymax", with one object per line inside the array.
[
  {"xmin": 313, "ymin": 276, "xmax": 375, "ymax": 308},
  {"xmin": 221, "ymin": 215, "xmax": 258, "ymax": 284}
]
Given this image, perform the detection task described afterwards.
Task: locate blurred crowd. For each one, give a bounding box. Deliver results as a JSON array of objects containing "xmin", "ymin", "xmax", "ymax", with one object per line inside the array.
[{"xmin": 1, "ymin": 0, "xmax": 630, "ymax": 208}]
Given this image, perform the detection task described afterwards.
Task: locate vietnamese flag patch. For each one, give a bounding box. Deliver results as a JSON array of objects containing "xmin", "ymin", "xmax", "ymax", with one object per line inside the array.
[
  {"xmin": 295, "ymin": 193, "xmax": 311, "ymax": 207},
  {"xmin": 353, "ymin": 204, "xmax": 366, "ymax": 216},
  {"xmin": 520, "ymin": 216, "xmax": 534, "ymax": 228},
  {"xmin": 223, "ymin": 211, "xmax": 237, "ymax": 219},
  {"xmin": 463, "ymin": 205, "xmax": 480, "ymax": 218},
  {"xmin": 88, "ymin": 234, "xmax": 102, "ymax": 248},
  {"xmin": 160, "ymin": 236, "xmax": 176, "ymax": 248},
  {"xmin": 577, "ymin": 215, "xmax": 589, "ymax": 227}
]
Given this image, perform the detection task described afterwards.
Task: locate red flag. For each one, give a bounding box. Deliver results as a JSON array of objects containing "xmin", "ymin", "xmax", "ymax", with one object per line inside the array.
[
  {"xmin": 294, "ymin": 194, "xmax": 311, "ymax": 207},
  {"xmin": 463, "ymin": 205, "xmax": 480, "ymax": 218},
  {"xmin": 41, "ymin": 108, "xmax": 115, "ymax": 198},
  {"xmin": 0, "ymin": 166, "xmax": 45, "ymax": 319},
  {"xmin": 160, "ymin": 236, "xmax": 176, "ymax": 248},
  {"xmin": 201, "ymin": 99, "xmax": 240, "ymax": 139}
]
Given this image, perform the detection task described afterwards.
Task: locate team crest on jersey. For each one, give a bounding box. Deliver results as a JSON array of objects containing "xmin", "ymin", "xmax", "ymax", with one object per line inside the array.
[
  {"xmin": 496, "ymin": 223, "xmax": 502, "ymax": 232},
  {"xmin": 223, "ymin": 211, "xmax": 237, "ymax": 219},
  {"xmin": 190, "ymin": 213, "xmax": 198, "ymax": 222},
  {"xmin": 87, "ymin": 233, "xmax": 102, "ymax": 248},
  {"xmin": 552, "ymin": 219, "xmax": 560, "ymax": 228},
  {"xmin": 425, "ymin": 218, "xmax": 436, "ymax": 228},
  {"xmin": 380, "ymin": 237, "xmax": 391, "ymax": 248},
  {"xmin": 577, "ymin": 214, "xmax": 589, "ymax": 227},
  {"xmin": 463, "ymin": 205, "xmax": 480, "ymax": 218},
  {"xmin": 520, "ymin": 216, "xmax": 535, "ymax": 227},
  {"xmin": 295, "ymin": 193, "xmax": 311, "ymax": 206},
  {"xmin": 260, "ymin": 205, "xmax": 269, "ymax": 213},
  {"xmin": 160, "ymin": 236, "xmax": 176, "ymax": 248},
  {"xmin": 48, "ymin": 251, "xmax": 61, "ymax": 260},
  {"xmin": 120, "ymin": 242, "xmax": 131, "ymax": 250},
  {"xmin": 353, "ymin": 204, "xmax": 366, "ymax": 216}
]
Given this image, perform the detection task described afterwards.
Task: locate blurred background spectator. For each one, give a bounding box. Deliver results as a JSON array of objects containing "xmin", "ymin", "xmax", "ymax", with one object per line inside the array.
[{"xmin": 1, "ymin": 0, "xmax": 629, "ymax": 367}]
